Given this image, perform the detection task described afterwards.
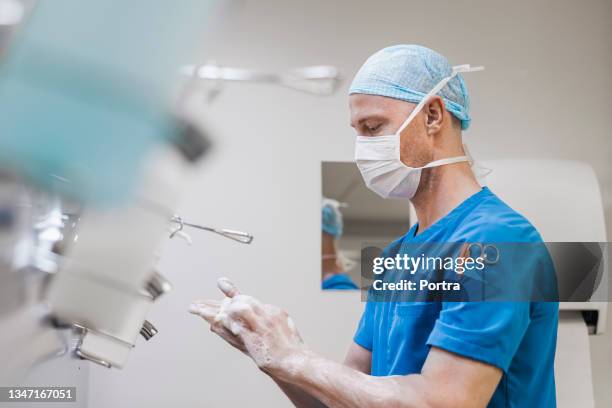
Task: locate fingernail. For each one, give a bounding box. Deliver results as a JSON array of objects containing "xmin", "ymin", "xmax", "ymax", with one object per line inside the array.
[
  {"xmin": 188, "ymin": 304, "xmax": 200, "ymax": 314},
  {"xmin": 217, "ymin": 277, "xmax": 236, "ymax": 294}
]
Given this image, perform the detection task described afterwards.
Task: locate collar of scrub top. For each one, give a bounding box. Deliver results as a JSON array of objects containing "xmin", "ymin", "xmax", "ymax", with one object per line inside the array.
[{"xmin": 169, "ymin": 214, "xmax": 254, "ymax": 244}]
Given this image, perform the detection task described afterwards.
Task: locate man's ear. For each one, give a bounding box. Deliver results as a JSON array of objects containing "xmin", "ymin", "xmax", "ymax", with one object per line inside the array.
[{"xmin": 425, "ymin": 96, "xmax": 445, "ymax": 134}]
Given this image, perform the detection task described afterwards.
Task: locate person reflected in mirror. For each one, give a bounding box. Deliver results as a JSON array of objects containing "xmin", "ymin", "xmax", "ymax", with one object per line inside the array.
[{"xmin": 321, "ymin": 197, "xmax": 358, "ymax": 290}]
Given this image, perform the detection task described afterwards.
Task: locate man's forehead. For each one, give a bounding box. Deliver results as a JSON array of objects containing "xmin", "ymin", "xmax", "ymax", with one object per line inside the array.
[{"xmin": 349, "ymin": 94, "xmax": 414, "ymax": 124}]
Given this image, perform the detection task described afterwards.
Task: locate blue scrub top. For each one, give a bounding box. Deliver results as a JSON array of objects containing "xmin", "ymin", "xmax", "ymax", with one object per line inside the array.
[
  {"xmin": 354, "ymin": 187, "xmax": 558, "ymax": 408},
  {"xmin": 322, "ymin": 273, "xmax": 359, "ymax": 290}
]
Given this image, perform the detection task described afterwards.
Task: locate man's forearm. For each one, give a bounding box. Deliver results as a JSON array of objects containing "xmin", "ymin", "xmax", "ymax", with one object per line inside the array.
[
  {"xmin": 272, "ymin": 351, "xmax": 430, "ymax": 408},
  {"xmin": 271, "ymin": 377, "xmax": 327, "ymax": 408}
]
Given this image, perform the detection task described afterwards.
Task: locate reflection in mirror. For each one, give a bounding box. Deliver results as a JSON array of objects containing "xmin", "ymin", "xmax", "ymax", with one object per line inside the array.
[{"xmin": 321, "ymin": 161, "xmax": 411, "ymax": 291}]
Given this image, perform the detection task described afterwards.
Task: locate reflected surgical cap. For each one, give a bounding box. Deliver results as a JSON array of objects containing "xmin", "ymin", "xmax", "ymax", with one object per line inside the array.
[
  {"xmin": 349, "ymin": 44, "xmax": 472, "ymax": 130},
  {"xmin": 322, "ymin": 198, "xmax": 343, "ymax": 238}
]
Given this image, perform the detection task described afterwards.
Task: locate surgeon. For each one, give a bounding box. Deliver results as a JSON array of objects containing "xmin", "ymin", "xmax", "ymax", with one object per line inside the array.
[
  {"xmin": 189, "ymin": 45, "xmax": 558, "ymax": 407},
  {"xmin": 321, "ymin": 197, "xmax": 359, "ymax": 290}
]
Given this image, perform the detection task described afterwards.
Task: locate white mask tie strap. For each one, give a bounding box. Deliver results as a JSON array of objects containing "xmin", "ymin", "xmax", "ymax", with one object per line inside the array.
[{"xmin": 422, "ymin": 155, "xmax": 469, "ymax": 169}]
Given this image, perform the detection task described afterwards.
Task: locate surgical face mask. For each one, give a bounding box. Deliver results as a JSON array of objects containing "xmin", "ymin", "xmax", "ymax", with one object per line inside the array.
[
  {"xmin": 322, "ymin": 253, "xmax": 357, "ymax": 272},
  {"xmin": 354, "ymin": 65, "xmax": 484, "ymax": 199}
]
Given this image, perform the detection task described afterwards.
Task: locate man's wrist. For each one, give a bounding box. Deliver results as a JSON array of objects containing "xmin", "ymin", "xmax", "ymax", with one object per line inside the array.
[{"xmin": 265, "ymin": 349, "xmax": 313, "ymax": 384}]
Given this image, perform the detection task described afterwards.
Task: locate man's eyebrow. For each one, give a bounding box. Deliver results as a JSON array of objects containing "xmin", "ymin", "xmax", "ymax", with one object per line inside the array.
[
  {"xmin": 349, "ymin": 117, "xmax": 365, "ymax": 128},
  {"xmin": 351, "ymin": 114, "xmax": 386, "ymax": 127}
]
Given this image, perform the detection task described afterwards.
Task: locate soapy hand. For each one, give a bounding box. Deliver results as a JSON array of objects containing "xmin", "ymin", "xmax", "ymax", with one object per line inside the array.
[{"xmin": 189, "ymin": 278, "xmax": 307, "ymax": 377}]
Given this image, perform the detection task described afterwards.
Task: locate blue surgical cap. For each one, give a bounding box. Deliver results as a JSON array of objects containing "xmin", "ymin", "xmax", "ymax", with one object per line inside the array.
[
  {"xmin": 349, "ymin": 44, "xmax": 472, "ymax": 130},
  {"xmin": 322, "ymin": 198, "xmax": 343, "ymax": 238}
]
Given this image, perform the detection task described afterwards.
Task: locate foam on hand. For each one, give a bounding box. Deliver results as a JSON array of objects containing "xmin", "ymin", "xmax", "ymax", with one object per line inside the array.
[
  {"xmin": 214, "ymin": 297, "xmax": 232, "ymax": 323},
  {"xmin": 189, "ymin": 278, "xmax": 307, "ymax": 375}
]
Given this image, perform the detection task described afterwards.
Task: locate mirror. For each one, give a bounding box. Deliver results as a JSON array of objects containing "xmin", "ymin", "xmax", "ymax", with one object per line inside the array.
[{"xmin": 321, "ymin": 161, "xmax": 412, "ymax": 291}]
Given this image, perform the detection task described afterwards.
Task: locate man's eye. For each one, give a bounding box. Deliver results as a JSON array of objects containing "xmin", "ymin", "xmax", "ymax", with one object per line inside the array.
[{"xmin": 366, "ymin": 124, "xmax": 381, "ymax": 133}]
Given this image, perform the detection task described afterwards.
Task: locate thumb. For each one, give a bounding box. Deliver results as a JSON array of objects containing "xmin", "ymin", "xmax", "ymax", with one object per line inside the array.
[{"xmin": 217, "ymin": 277, "xmax": 240, "ymax": 298}]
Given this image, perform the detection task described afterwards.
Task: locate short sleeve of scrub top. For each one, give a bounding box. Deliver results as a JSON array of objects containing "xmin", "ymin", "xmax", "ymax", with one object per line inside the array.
[
  {"xmin": 426, "ymin": 302, "xmax": 530, "ymax": 371},
  {"xmin": 354, "ymin": 301, "xmax": 374, "ymax": 351}
]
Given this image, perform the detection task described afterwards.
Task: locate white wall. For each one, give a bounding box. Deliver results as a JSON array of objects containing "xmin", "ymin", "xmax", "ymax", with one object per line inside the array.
[{"xmin": 89, "ymin": 0, "xmax": 612, "ymax": 406}]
